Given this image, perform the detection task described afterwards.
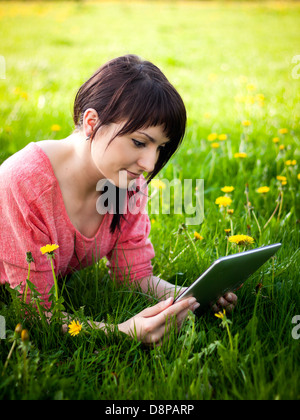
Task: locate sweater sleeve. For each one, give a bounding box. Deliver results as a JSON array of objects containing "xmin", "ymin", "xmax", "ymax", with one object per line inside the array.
[
  {"xmin": 0, "ymin": 261, "xmax": 54, "ymax": 307},
  {"xmin": 0, "ymin": 171, "xmax": 56, "ymax": 307},
  {"xmin": 106, "ymin": 181, "xmax": 155, "ymax": 283}
]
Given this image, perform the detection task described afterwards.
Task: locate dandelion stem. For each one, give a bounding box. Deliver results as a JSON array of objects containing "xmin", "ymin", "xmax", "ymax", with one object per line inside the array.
[
  {"xmin": 23, "ymin": 266, "xmax": 30, "ymax": 304},
  {"xmin": 2, "ymin": 340, "xmax": 16, "ymax": 377},
  {"xmin": 251, "ymin": 209, "xmax": 262, "ymax": 237},
  {"xmin": 277, "ymin": 190, "xmax": 283, "ymax": 222},
  {"xmin": 263, "ymin": 194, "xmax": 280, "ymax": 230},
  {"xmin": 225, "ymin": 322, "xmax": 234, "ymax": 352},
  {"xmin": 208, "ymin": 152, "xmax": 216, "ymax": 183},
  {"xmin": 49, "ymin": 258, "xmax": 59, "ymax": 302}
]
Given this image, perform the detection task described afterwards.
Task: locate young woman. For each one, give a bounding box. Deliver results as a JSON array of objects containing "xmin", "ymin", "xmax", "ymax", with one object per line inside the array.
[{"xmin": 0, "ymin": 55, "xmax": 237, "ymax": 344}]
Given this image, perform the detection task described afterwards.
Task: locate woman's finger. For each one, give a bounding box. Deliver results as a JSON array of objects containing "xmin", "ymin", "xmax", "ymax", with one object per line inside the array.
[
  {"xmin": 154, "ymin": 297, "xmax": 197, "ymax": 327},
  {"xmin": 217, "ymin": 296, "xmax": 231, "ymax": 307},
  {"xmin": 224, "ymin": 293, "xmax": 238, "ymax": 305},
  {"xmin": 144, "ymin": 297, "xmax": 197, "ymax": 336},
  {"xmin": 140, "ymin": 297, "xmax": 174, "ymax": 318}
]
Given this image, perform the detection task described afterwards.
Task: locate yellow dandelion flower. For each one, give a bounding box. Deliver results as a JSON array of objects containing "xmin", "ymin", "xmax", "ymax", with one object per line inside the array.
[
  {"xmin": 211, "ymin": 142, "xmax": 220, "ymax": 149},
  {"xmin": 21, "ymin": 329, "xmax": 30, "ymax": 342},
  {"xmin": 279, "ymin": 145, "xmax": 285, "ymax": 151},
  {"xmin": 228, "ymin": 235, "xmax": 255, "ymax": 246},
  {"xmin": 68, "ymin": 320, "xmax": 82, "ymax": 337},
  {"xmin": 278, "ymin": 128, "xmax": 288, "ymax": 134},
  {"xmin": 246, "ymin": 83, "xmax": 257, "ymax": 91},
  {"xmin": 256, "ymin": 93, "xmax": 265, "ymax": 101},
  {"xmin": 285, "ymin": 160, "xmax": 297, "ymax": 166},
  {"xmin": 298, "ymin": 174, "xmax": 300, "ymax": 181},
  {"xmin": 227, "ymin": 209, "xmax": 234, "ymax": 215},
  {"xmin": 221, "ymin": 186, "xmax": 235, "ymax": 193},
  {"xmin": 234, "ymin": 152, "xmax": 247, "ymax": 159},
  {"xmin": 272, "ymin": 137, "xmax": 280, "ymax": 144},
  {"xmin": 203, "ymin": 112, "xmax": 211, "ymax": 119},
  {"xmin": 256, "ymin": 186, "xmax": 270, "ymax": 194},
  {"xmin": 207, "ymin": 133, "xmax": 218, "ymax": 142},
  {"xmin": 151, "ymin": 179, "xmax": 166, "ymax": 189},
  {"xmin": 20, "ymin": 91, "xmax": 29, "ymax": 100},
  {"xmin": 40, "ymin": 244, "xmax": 59, "ymax": 255},
  {"xmin": 194, "ymin": 232, "xmax": 204, "ymax": 241},
  {"xmin": 13, "ymin": 87, "xmax": 22, "ymax": 95},
  {"xmin": 242, "ymin": 120, "xmax": 251, "ymax": 127},
  {"xmin": 276, "ymin": 176, "xmax": 287, "ymax": 182},
  {"xmin": 215, "ymin": 196, "xmax": 233, "ymax": 208},
  {"xmin": 15, "ymin": 323, "xmax": 23, "ymax": 334},
  {"xmin": 215, "ymin": 309, "xmax": 226, "ymax": 320},
  {"xmin": 218, "ymin": 134, "xmax": 228, "ymax": 141},
  {"xmin": 51, "ymin": 124, "xmax": 61, "ymax": 132}
]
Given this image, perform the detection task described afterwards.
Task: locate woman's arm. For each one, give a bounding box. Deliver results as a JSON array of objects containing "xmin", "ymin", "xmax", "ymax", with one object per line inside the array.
[
  {"xmin": 138, "ymin": 275, "xmax": 184, "ymax": 301},
  {"xmin": 58, "ymin": 297, "xmax": 199, "ymax": 345},
  {"xmin": 138, "ymin": 275, "xmax": 238, "ymax": 313}
]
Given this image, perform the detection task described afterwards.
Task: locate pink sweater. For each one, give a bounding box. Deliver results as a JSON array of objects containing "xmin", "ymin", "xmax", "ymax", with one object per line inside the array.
[{"xmin": 0, "ymin": 142, "xmax": 155, "ymax": 307}]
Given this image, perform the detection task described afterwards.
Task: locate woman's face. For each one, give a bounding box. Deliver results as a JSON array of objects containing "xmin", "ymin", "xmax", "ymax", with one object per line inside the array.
[{"xmin": 90, "ymin": 123, "xmax": 170, "ymax": 188}]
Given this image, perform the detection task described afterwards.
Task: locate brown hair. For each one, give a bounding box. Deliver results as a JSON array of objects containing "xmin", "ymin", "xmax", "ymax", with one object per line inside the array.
[{"xmin": 73, "ymin": 54, "xmax": 187, "ymax": 232}]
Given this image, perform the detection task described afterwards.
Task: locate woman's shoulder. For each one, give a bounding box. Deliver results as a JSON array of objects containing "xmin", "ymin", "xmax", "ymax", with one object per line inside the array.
[
  {"xmin": 1, "ymin": 141, "xmax": 49, "ymax": 171},
  {"xmin": 35, "ymin": 140, "xmax": 62, "ymax": 160},
  {"xmin": 0, "ymin": 142, "xmax": 58, "ymax": 201}
]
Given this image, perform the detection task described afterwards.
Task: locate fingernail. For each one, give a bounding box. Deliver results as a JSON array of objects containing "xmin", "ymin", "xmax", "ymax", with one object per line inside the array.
[
  {"xmin": 192, "ymin": 303, "xmax": 200, "ymax": 311},
  {"xmin": 188, "ymin": 297, "xmax": 197, "ymax": 305}
]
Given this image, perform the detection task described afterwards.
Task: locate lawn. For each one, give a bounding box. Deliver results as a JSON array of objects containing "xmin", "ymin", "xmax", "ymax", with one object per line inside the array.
[{"xmin": 0, "ymin": 1, "xmax": 299, "ymax": 401}]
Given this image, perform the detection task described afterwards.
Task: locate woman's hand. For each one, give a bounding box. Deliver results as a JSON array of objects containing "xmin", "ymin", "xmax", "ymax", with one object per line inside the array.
[
  {"xmin": 165, "ymin": 285, "xmax": 238, "ymax": 314},
  {"xmin": 212, "ymin": 293, "xmax": 238, "ymax": 313},
  {"xmin": 118, "ymin": 296, "xmax": 199, "ymax": 345}
]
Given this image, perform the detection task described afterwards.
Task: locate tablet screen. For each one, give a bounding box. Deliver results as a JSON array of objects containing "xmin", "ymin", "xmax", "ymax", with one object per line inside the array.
[{"xmin": 174, "ymin": 243, "xmax": 281, "ymax": 312}]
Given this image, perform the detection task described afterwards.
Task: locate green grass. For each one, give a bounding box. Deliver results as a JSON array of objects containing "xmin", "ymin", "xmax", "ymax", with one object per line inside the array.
[{"xmin": 0, "ymin": 1, "xmax": 299, "ymax": 400}]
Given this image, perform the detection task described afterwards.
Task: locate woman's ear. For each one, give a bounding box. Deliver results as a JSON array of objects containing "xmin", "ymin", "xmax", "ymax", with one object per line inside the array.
[{"xmin": 83, "ymin": 108, "xmax": 99, "ymax": 137}]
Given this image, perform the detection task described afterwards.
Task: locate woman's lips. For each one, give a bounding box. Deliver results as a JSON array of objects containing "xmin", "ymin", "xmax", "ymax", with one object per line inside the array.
[{"xmin": 126, "ymin": 170, "xmax": 140, "ymax": 178}]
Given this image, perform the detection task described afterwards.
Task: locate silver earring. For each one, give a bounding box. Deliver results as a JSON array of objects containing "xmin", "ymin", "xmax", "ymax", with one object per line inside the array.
[{"xmin": 86, "ymin": 134, "xmax": 91, "ymax": 141}]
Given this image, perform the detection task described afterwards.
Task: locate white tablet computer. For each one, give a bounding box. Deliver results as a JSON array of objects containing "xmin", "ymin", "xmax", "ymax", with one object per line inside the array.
[{"xmin": 174, "ymin": 243, "xmax": 282, "ymax": 312}]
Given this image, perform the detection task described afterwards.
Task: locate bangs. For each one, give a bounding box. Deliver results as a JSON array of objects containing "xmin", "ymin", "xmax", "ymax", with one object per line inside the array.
[{"xmin": 115, "ymin": 77, "xmax": 185, "ymax": 144}]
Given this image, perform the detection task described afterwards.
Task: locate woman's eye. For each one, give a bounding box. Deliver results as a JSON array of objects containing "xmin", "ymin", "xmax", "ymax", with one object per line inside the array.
[{"xmin": 132, "ymin": 139, "xmax": 145, "ymax": 148}]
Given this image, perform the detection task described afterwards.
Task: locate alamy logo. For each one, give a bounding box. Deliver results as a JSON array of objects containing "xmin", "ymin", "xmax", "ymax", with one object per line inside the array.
[
  {"xmin": 0, "ymin": 315, "xmax": 6, "ymax": 339},
  {"xmin": 292, "ymin": 315, "xmax": 300, "ymax": 340},
  {"xmin": 96, "ymin": 175, "xmax": 204, "ymax": 226},
  {"xmin": 291, "ymin": 55, "xmax": 300, "ymax": 80}
]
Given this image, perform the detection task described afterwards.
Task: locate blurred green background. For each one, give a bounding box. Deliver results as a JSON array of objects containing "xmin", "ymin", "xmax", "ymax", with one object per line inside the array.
[
  {"xmin": 1, "ymin": 1, "xmax": 299, "ymax": 163},
  {"xmin": 0, "ymin": 1, "xmax": 300, "ymax": 401}
]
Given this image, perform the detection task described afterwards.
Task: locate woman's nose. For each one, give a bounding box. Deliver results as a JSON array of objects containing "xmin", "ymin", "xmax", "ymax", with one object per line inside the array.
[{"xmin": 137, "ymin": 150, "xmax": 158, "ymax": 173}]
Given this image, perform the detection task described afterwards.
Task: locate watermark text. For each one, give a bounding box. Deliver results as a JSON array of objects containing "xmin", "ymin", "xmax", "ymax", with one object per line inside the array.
[
  {"xmin": 0, "ymin": 315, "xmax": 6, "ymax": 339},
  {"xmin": 291, "ymin": 55, "xmax": 300, "ymax": 80},
  {"xmin": 95, "ymin": 174, "xmax": 204, "ymax": 226},
  {"xmin": 292, "ymin": 315, "xmax": 300, "ymax": 340}
]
